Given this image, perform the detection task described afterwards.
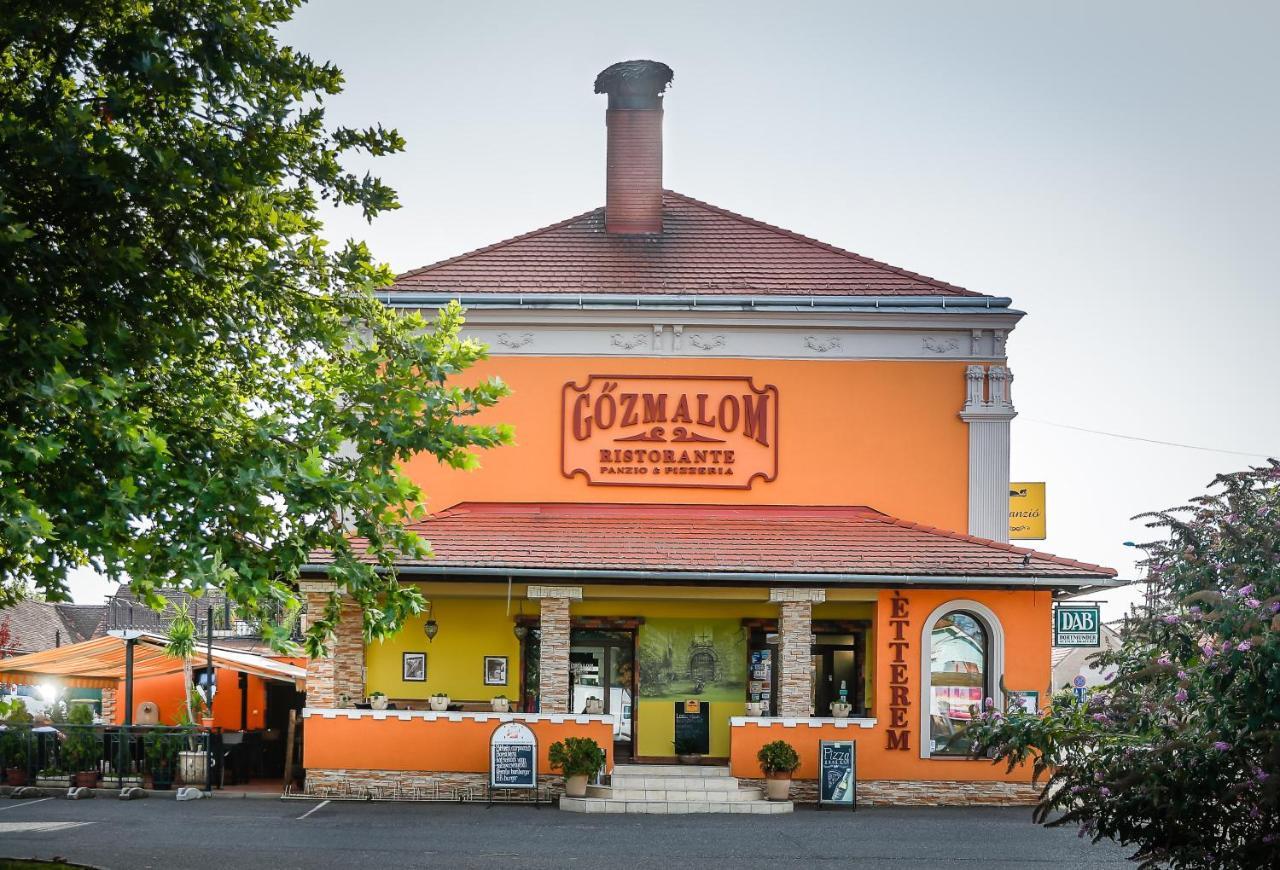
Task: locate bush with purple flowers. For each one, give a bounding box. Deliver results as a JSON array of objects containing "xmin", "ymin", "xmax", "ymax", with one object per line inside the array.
[{"xmin": 963, "ymin": 462, "xmax": 1279, "ymax": 870}]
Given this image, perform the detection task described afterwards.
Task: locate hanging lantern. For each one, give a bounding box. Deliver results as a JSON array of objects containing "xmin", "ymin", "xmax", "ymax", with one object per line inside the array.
[
  {"xmin": 512, "ymin": 599, "xmax": 528, "ymax": 640},
  {"xmin": 424, "ymin": 602, "xmax": 438, "ymax": 641}
]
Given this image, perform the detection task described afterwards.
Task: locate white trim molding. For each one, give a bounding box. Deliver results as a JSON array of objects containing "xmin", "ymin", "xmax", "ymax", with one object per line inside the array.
[
  {"xmin": 960, "ymin": 365, "xmax": 1016, "ymax": 541},
  {"xmin": 918, "ymin": 599, "xmax": 1006, "ymax": 760},
  {"xmin": 729, "ymin": 716, "xmax": 877, "ymax": 729},
  {"xmin": 301, "ymin": 707, "xmax": 614, "ymax": 726}
]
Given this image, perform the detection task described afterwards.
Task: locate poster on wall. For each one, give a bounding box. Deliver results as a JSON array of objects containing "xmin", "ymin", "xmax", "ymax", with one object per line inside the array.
[
  {"xmin": 749, "ymin": 649, "xmax": 772, "ymax": 702},
  {"xmin": 638, "ymin": 619, "xmax": 747, "ymax": 702}
]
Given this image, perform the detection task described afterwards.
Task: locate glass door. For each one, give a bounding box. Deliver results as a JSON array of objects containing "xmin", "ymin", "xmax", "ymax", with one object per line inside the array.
[{"xmin": 569, "ymin": 629, "xmax": 635, "ymax": 759}]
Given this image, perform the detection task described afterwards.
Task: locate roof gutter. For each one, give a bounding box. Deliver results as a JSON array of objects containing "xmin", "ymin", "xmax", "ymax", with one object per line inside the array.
[
  {"xmin": 300, "ymin": 562, "xmax": 1122, "ymax": 589},
  {"xmin": 376, "ymin": 292, "xmax": 1018, "ymax": 314}
]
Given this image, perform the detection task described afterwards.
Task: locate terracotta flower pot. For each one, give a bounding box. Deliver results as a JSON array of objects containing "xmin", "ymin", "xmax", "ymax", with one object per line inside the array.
[
  {"xmin": 6, "ymin": 767, "xmax": 28, "ymax": 787},
  {"xmin": 74, "ymin": 770, "xmax": 100, "ymax": 789},
  {"xmin": 564, "ymin": 774, "xmax": 589, "ymax": 797},
  {"xmin": 765, "ymin": 774, "xmax": 792, "ymax": 801}
]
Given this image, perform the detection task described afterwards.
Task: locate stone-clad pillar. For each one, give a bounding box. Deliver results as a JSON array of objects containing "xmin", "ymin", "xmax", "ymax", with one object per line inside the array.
[
  {"xmin": 528, "ymin": 585, "xmax": 582, "ymax": 714},
  {"xmin": 301, "ymin": 580, "xmax": 365, "ymax": 708},
  {"xmin": 770, "ymin": 588, "xmax": 826, "ymax": 718},
  {"xmin": 101, "ymin": 686, "xmax": 117, "ymax": 722}
]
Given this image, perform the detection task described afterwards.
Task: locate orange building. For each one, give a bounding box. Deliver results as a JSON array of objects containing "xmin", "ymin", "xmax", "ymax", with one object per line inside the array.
[{"xmin": 300, "ymin": 60, "xmax": 1118, "ymax": 811}]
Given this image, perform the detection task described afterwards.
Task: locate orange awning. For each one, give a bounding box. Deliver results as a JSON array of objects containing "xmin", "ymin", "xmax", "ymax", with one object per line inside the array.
[{"xmin": 0, "ymin": 634, "xmax": 306, "ymax": 690}]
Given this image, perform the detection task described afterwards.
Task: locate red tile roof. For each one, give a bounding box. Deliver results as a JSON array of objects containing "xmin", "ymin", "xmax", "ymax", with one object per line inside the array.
[
  {"xmin": 389, "ymin": 191, "xmax": 987, "ymax": 298},
  {"xmin": 315, "ymin": 503, "xmax": 1115, "ymax": 582}
]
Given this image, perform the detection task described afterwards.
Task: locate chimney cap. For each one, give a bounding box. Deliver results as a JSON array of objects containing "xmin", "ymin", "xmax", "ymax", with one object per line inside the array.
[{"xmin": 594, "ymin": 60, "xmax": 674, "ymax": 110}]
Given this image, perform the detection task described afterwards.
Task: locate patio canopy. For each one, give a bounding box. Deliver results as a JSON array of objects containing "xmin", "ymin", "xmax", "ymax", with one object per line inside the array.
[{"xmin": 0, "ymin": 633, "xmax": 306, "ymax": 690}]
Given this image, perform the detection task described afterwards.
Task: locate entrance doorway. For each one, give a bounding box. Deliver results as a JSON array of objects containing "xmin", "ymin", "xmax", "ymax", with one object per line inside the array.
[{"xmin": 569, "ymin": 629, "xmax": 635, "ymax": 761}]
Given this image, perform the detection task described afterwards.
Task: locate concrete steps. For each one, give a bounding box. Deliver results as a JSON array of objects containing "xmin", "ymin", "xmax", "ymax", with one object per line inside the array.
[{"xmin": 560, "ymin": 764, "xmax": 792, "ymax": 815}]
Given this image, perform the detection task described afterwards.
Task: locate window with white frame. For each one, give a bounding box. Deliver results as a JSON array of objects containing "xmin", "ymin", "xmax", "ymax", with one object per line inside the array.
[{"xmin": 919, "ymin": 600, "xmax": 1004, "ymax": 759}]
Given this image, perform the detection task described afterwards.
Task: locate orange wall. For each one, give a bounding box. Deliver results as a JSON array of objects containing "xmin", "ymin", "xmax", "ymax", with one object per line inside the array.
[
  {"xmin": 114, "ymin": 671, "xmax": 267, "ymax": 730},
  {"xmin": 730, "ymin": 588, "xmax": 1053, "ymax": 782},
  {"xmin": 404, "ymin": 357, "xmax": 973, "ymax": 531},
  {"xmin": 303, "ymin": 714, "xmax": 613, "ymax": 774}
]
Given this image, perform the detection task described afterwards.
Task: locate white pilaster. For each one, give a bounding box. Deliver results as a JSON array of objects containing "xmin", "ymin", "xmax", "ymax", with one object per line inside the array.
[{"xmin": 960, "ymin": 365, "xmax": 1016, "ymax": 542}]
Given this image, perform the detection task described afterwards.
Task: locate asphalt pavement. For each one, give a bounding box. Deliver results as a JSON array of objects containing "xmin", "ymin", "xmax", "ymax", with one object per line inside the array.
[{"xmin": 0, "ymin": 794, "xmax": 1133, "ymax": 869}]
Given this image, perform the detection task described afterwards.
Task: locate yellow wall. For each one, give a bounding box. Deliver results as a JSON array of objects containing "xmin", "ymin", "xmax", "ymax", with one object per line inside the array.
[
  {"xmin": 365, "ymin": 597, "xmax": 522, "ymax": 701},
  {"xmin": 365, "ymin": 584, "xmax": 874, "ymax": 758}
]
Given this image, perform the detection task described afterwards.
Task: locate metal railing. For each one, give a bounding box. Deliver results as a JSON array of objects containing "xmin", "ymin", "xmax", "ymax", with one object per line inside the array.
[
  {"xmin": 105, "ymin": 598, "xmax": 301, "ymax": 641},
  {"xmin": 0, "ymin": 723, "xmax": 219, "ymax": 791}
]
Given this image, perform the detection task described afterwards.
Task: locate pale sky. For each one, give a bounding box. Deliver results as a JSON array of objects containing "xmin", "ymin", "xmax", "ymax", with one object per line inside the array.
[{"xmin": 69, "ymin": 1, "xmax": 1280, "ymax": 620}]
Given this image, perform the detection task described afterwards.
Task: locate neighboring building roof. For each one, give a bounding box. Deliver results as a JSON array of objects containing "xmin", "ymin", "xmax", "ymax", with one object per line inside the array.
[
  {"xmin": 308, "ymin": 503, "xmax": 1117, "ymax": 585},
  {"xmin": 54, "ymin": 604, "xmax": 107, "ymax": 641},
  {"xmin": 389, "ymin": 191, "xmax": 987, "ymax": 298},
  {"xmin": 0, "ymin": 599, "xmax": 99, "ymax": 657}
]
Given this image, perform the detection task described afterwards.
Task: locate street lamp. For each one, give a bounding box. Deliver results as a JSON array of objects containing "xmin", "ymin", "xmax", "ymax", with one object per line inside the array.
[{"xmin": 1123, "ymin": 541, "xmax": 1156, "ymax": 612}]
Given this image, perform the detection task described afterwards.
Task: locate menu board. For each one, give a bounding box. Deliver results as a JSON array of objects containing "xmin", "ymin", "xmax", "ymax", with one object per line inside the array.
[
  {"xmin": 818, "ymin": 740, "xmax": 856, "ymax": 810},
  {"xmin": 490, "ymin": 721, "xmax": 537, "ymax": 789},
  {"xmin": 673, "ymin": 701, "xmax": 710, "ymax": 755}
]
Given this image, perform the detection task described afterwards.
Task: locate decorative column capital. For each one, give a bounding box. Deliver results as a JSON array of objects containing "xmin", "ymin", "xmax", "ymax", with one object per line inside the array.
[
  {"xmin": 959, "ymin": 364, "xmax": 1017, "ymax": 422},
  {"xmin": 527, "ymin": 585, "xmax": 583, "ymax": 600},
  {"xmin": 768, "ymin": 588, "xmax": 827, "ymax": 604}
]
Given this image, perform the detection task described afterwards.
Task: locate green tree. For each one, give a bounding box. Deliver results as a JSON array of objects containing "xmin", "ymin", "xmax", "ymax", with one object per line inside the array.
[
  {"xmin": 965, "ymin": 462, "xmax": 1280, "ymax": 870},
  {"xmin": 0, "ymin": 1, "xmax": 512, "ymax": 655}
]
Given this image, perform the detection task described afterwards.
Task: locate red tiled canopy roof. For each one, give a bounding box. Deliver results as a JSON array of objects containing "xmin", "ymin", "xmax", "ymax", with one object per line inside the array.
[
  {"xmin": 389, "ymin": 192, "xmax": 986, "ymax": 298},
  {"xmin": 313, "ymin": 503, "xmax": 1115, "ymax": 584}
]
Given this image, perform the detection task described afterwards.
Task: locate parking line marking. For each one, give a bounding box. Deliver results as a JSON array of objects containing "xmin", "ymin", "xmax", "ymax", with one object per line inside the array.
[
  {"xmin": 0, "ymin": 797, "xmax": 51, "ymax": 812},
  {"xmin": 297, "ymin": 800, "xmax": 330, "ymax": 820},
  {"xmin": 0, "ymin": 821, "xmax": 93, "ymax": 833}
]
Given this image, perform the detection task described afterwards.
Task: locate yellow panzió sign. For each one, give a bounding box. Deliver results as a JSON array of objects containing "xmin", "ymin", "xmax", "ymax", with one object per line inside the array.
[{"xmin": 1009, "ymin": 482, "xmax": 1046, "ymax": 540}]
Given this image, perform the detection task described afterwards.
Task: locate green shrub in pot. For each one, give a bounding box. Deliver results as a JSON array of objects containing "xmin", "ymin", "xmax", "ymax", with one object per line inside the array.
[
  {"xmin": 548, "ymin": 736, "xmax": 605, "ymax": 798},
  {"xmin": 756, "ymin": 739, "xmax": 800, "ymax": 801}
]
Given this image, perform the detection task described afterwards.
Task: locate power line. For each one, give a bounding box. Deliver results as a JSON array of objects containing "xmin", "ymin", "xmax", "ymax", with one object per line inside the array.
[{"xmin": 1021, "ymin": 418, "xmax": 1274, "ymax": 459}]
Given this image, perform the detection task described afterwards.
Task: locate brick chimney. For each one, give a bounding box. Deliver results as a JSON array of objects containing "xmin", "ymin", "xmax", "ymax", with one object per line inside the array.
[{"xmin": 594, "ymin": 60, "xmax": 674, "ymax": 235}]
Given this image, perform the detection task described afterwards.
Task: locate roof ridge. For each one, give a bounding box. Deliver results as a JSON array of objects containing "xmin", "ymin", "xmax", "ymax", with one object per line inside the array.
[
  {"xmin": 661, "ymin": 190, "xmax": 984, "ymax": 297},
  {"xmin": 391, "ymin": 204, "xmax": 604, "ymax": 283},
  {"xmin": 864, "ymin": 513, "xmax": 1117, "ymax": 576}
]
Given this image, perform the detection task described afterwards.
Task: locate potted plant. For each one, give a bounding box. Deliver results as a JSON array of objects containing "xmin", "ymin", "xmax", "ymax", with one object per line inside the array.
[
  {"xmin": 745, "ymin": 701, "xmax": 764, "ymax": 717},
  {"xmin": 0, "ymin": 699, "xmax": 33, "ymax": 786},
  {"xmin": 36, "ymin": 766, "xmax": 71, "ymax": 789},
  {"xmin": 548, "ymin": 736, "xmax": 605, "ymax": 798},
  {"xmin": 369, "ymin": 691, "xmax": 388, "ymax": 711},
  {"xmin": 490, "ymin": 694, "xmax": 510, "ymax": 713},
  {"xmin": 673, "ymin": 736, "xmax": 703, "ymax": 765},
  {"xmin": 757, "ymin": 739, "xmax": 800, "ymax": 801},
  {"xmin": 830, "ymin": 700, "xmax": 853, "ymax": 719},
  {"xmin": 63, "ymin": 702, "xmax": 102, "ymax": 788},
  {"xmin": 429, "ymin": 693, "xmax": 450, "ymax": 712},
  {"xmin": 583, "ymin": 697, "xmax": 604, "ymax": 715},
  {"xmin": 144, "ymin": 730, "xmax": 181, "ymax": 790}
]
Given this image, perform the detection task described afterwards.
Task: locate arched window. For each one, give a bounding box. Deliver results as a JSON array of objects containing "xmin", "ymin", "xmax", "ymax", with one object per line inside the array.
[{"xmin": 919, "ymin": 600, "xmax": 1004, "ymax": 759}]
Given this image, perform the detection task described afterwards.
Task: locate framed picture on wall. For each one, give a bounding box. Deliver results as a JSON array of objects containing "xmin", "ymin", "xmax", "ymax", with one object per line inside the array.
[
  {"xmin": 403, "ymin": 652, "xmax": 426, "ymax": 682},
  {"xmin": 1006, "ymin": 690, "xmax": 1039, "ymax": 714},
  {"xmin": 484, "ymin": 655, "xmax": 508, "ymax": 686}
]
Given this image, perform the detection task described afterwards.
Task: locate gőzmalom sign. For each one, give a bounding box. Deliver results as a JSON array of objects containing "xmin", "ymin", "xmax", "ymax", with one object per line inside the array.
[{"xmin": 562, "ymin": 375, "xmax": 779, "ymax": 489}]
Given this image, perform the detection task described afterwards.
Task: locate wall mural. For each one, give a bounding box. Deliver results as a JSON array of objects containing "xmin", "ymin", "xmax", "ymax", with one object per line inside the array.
[{"xmin": 637, "ymin": 619, "xmax": 747, "ymax": 701}]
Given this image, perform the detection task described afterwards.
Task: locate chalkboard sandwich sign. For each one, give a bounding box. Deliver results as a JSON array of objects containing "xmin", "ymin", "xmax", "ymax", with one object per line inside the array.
[
  {"xmin": 818, "ymin": 740, "xmax": 856, "ymax": 811},
  {"xmin": 489, "ymin": 721, "xmax": 539, "ymax": 805}
]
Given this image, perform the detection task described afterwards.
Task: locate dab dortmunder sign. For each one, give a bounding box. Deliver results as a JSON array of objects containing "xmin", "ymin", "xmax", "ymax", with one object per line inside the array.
[{"xmin": 1054, "ymin": 605, "xmax": 1101, "ymax": 647}]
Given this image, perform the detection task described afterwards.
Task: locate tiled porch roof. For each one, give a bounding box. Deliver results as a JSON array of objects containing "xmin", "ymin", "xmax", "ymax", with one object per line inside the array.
[{"xmin": 311, "ymin": 503, "xmax": 1116, "ymax": 583}]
